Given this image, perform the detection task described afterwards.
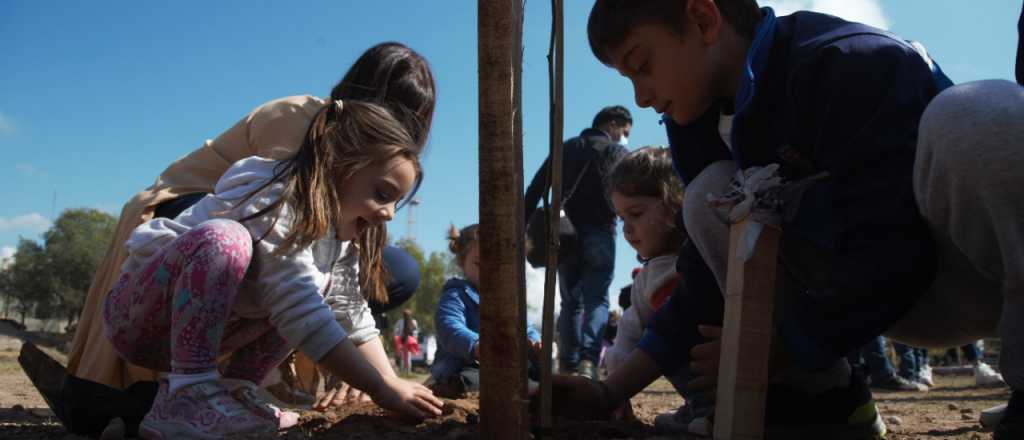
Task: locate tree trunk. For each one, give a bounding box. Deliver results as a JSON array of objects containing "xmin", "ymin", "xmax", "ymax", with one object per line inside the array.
[{"xmin": 478, "ymin": 1, "xmax": 529, "ymax": 439}]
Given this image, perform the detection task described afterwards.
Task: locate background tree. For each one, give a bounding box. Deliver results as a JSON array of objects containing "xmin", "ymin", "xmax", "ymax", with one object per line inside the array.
[
  {"xmin": 42, "ymin": 208, "xmax": 116, "ymax": 329},
  {"xmin": 0, "ymin": 208, "xmax": 116, "ymax": 330},
  {"xmin": 2, "ymin": 239, "xmax": 50, "ymax": 325},
  {"xmin": 388, "ymin": 237, "xmax": 457, "ymax": 338}
]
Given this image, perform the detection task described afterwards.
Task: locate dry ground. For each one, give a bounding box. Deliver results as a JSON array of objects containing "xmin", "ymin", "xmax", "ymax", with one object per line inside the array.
[{"xmin": 0, "ymin": 333, "xmax": 1010, "ymax": 439}]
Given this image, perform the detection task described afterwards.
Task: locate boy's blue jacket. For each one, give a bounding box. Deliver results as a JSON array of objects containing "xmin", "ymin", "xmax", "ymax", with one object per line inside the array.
[
  {"xmin": 431, "ymin": 278, "xmax": 541, "ymax": 382},
  {"xmin": 640, "ymin": 8, "xmax": 952, "ymax": 373}
]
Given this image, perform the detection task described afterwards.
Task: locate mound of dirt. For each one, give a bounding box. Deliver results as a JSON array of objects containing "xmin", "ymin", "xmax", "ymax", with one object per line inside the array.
[
  {"xmin": 229, "ymin": 392, "xmax": 665, "ymax": 440},
  {"xmin": 229, "ymin": 397, "xmax": 478, "ymax": 440}
]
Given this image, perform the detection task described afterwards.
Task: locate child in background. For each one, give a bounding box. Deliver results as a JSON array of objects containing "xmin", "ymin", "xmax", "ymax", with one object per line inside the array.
[
  {"xmin": 429, "ymin": 224, "xmax": 542, "ymax": 396},
  {"xmin": 598, "ymin": 310, "xmax": 620, "ymax": 375},
  {"xmin": 105, "ymin": 100, "xmax": 443, "ymax": 438},
  {"xmin": 393, "ymin": 309, "xmax": 421, "ymax": 375}
]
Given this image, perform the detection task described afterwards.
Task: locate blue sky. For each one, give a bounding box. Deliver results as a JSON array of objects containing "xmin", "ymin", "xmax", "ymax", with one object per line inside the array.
[{"xmin": 2, "ymin": 1, "xmax": 1021, "ymax": 317}]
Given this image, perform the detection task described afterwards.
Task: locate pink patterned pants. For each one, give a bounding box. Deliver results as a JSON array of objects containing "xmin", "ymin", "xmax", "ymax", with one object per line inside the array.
[{"xmin": 104, "ymin": 219, "xmax": 292, "ymax": 383}]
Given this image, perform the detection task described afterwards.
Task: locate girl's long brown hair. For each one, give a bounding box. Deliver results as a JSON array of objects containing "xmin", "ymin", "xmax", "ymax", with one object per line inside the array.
[
  {"xmin": 240, "ymin": 100, "xmax": 421, "ymax": 304},
  {"xmin": 328, "ymin": 42, "xmax": 436, "ymax": 304}
]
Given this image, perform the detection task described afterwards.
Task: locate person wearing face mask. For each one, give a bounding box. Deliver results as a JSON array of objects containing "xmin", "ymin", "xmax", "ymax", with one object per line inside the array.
[{"xmin": 524, "ymin": 105, "xmax": 631, "ymax": 380}]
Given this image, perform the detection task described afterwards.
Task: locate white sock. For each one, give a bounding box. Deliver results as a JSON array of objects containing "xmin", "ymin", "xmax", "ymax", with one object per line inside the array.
[{"xmin": 167, "ymin": 370, "xmax": 220, "ymax": 394}]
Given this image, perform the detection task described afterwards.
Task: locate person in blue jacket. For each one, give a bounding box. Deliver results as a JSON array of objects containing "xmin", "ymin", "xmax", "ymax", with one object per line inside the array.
[
  {"xmin": 428, "ymin": 223, "xmax": 542, "ymax": 396},
  {"xmin": 551, "ymin": 1, "xmax": 1024, "ymax": 439}
]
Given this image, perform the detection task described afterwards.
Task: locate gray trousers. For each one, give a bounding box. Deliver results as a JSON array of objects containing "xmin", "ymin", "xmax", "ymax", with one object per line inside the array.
[{"xmin": 684, "ymin": 80, "xmax": 1024, "ymax": 390}]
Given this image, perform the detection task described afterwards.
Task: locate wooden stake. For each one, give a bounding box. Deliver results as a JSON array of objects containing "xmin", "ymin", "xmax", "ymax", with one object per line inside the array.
[
  {"xmin": 539, "ymin": 0, "xmax": 564, "ymax": 431},
  {"xmin": 478, "ymin": 1, "xmax": 529, "ymax": 439},
  {"xmin": 714, "ymin": 220, "xmax": 780, "ymax": 440}
]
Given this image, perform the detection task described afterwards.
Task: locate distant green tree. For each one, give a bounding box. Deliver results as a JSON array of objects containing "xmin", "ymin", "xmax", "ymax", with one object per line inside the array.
[
  {"xmin": 0, "ymin": 208, "xmax": 115, "ymax": 329},
  {"xmin": 2, "ymin": 239, "xmax": 50, "ymax": 325},
  {"xmin": 42, "ymin": 208, "xmax": 116, "ymax": 328},
  {"xmin": 389, "ymin": 238, "xmax": 456, "ymax": 338}
]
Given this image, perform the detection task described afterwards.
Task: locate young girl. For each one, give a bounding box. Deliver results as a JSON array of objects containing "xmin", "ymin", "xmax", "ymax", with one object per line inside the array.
[
  {"xmin": 104, "ymin": 100, "xmax": 443, "ymax": 439},
  {"xmin": 62, "ymin": 42, "xmax": 434, "ymax": 437},
  {"xmin": 428, "ymin": 224, "xmax": 542, "ymax": 396},
  {"xmin": 393, "ymin": 309, "xmax": 421, "ymax": 375},
  {"xmin": 604, "ymin": 147, "xmax": 700, "ymax": 430}
]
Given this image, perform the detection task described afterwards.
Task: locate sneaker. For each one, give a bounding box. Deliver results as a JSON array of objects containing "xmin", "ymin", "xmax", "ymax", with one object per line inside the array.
[
  {"xmin": 654, "ymin": 401, "xmax": 714, "ymax": 435},
  {"xmin": 576, "ymin": 360, "xmax": 598, "ymax": 380},
  {"xmin": 994, "ymin": 391, "xmax": 1024, "ymax": 440},
  {"xmin": 975, "ymin": 362, "xmax": 1006, "ymax": 387},
  {"xmin": 981, "ymin": 403, "xmax": 1007, "ymax": 428},
  {"xmin": 919, "ymin": 364, "xmax": 935, "ymax": 387},
  {"xmin": 223, "ymin": 378, "xmax": 300, "ymax": 429},
  {"xmin": 140, "ymin": 380, "xmax": 276, "ymax": 440},
  {"xmin": 871, "ymin": 375, "xmax": 928, "ymax": 392},
  {"xmin": 763, "ymin": 375, "xmax": 887, "ymax": 440}
]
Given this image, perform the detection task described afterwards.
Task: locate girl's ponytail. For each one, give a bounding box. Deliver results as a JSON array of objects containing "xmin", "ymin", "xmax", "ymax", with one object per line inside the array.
[{"xmin": 447, "ymin": 223, "xmax": 479, "ymax": 268}]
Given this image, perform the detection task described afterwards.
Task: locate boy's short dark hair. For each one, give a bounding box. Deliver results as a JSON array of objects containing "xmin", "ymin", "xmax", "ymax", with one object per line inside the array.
[
  {"xmin": 588, "ymin": 0, "xmax": 762, "ymax": 65},
  {"xmin": 592, "ymin": 105, "xmax": 633, "ymax": 129}
]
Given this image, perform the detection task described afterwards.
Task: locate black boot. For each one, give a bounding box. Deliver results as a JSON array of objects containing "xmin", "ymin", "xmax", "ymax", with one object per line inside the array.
[
  {"xmin": 994, "ymin": 390, "xmax": 1024, "ymax": 440},
  {"xmin": 764, "ymin": 373, "xmax": 887, "ymax": 440}
]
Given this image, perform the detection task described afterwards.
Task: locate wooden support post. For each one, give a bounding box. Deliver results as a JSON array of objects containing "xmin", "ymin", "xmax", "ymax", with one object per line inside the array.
[
  {"xmin": 539, "ymin": 0, "xmax": 564, "ymax": 431},
  {"xmin": 714, "ymin": 220, "xmax": 781, "ymax": 440},
  {"xmin": 478, "ymin": 1, "xmax": 529, "ymax": 439}
]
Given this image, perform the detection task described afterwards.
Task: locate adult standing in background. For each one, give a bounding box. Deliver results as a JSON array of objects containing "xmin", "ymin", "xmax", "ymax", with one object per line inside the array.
[{"xmin": 524, "ymin": 106, "xmax": 631, "ymax": 379}]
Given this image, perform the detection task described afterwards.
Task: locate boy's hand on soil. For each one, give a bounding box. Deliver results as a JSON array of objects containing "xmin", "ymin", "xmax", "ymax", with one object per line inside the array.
[
  {"xmin": 372, "ymin": 375, "xmax": 444, "ymax": 420},
  {"xmin": 549, "ymin": 375, "xmax": 615, "ymax": 420},
  {"xmin": 314, "ymin": 381, "xmax": 372, "ymax": 411},
  {"xmin": 530, "ymin": 341, "xmax": 543, "ymax": 357},
  {"xmin": 686, "ymin": 325, "xmax": 722, "ymax": 398}
]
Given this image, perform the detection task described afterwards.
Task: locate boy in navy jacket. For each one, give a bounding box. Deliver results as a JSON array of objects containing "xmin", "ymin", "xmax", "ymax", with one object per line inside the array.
[{"xmin": 552, "ymin": 1, "xmax": 1024, "ymax": 438}]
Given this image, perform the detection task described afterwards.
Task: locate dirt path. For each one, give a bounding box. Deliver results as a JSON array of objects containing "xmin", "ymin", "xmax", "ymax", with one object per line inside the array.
[{"xmin": 0, "ymin": 333, "xmax": 1010, "ymax": 439}]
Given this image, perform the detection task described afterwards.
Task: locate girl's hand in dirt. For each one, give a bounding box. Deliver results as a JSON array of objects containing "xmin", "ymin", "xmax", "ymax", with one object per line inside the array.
[
  {"xmin": 371, "ymin": 374, "xmax": 444, "ymax": 420},
  {"xmin": 314, "ymin": 380, "xmax": 372, "ymax": 411},
  {"xmin": 686, "ymin": 325, "xmax": 722, "ymax": 397}
]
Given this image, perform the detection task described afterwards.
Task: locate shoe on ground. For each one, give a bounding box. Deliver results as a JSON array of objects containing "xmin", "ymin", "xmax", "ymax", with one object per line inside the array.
[
  {"xmin": 575, "ymin": 360, "xmax": 598, "ymax": 380},
  {"xmin": 654, "ymin": 400, "xmax": 714, "ymax": 435},
  {"xmin": 919, "ymin": 364, "xmax": 935, "ymax": 387},
  {"xmin": 994, "ymin": 391, "xmax": 1024, "ymax": 440},
  {"xmin": 222, "ymin": 378, "xmax": 300, "ymax": 429},
  {"xmin": 763, "ymin": 374, "xmax": 887, "ymax": 440},
  {"xmin": 139, "ymin": 380, "xmax": 276, "ymax": 440},
  {"xmin": 981, "ymin": 403, "xmax": 1007, "ymax": 428},
  {"xmin": 871, "ymin": 375, "xmax": 928, "ymax": 392},
  {"xmin": 975, "ymin": 362, "xmax": 1006, "ymax": 387}
]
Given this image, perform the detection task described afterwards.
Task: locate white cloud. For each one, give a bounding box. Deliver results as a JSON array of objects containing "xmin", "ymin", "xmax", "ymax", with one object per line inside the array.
[
  {"xmin": 0, "ymin": 213, "xmax": 51, "ymax": 233},
  {"xmin": 15, "ymin": 163, "xmax": 46, "ymax": 178},
  {"xmin": 0, "ymin": 111, "xmax": 15, "ymax": 136},
  {"xmin": 761, "ymin": 0, "xmax": 889, "ymax": 29}
]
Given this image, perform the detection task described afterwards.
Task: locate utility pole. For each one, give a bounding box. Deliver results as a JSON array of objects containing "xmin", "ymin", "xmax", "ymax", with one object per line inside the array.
[{"xmin": 405, "ymin": 197, "xmax": 421, "ymax": 241}]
